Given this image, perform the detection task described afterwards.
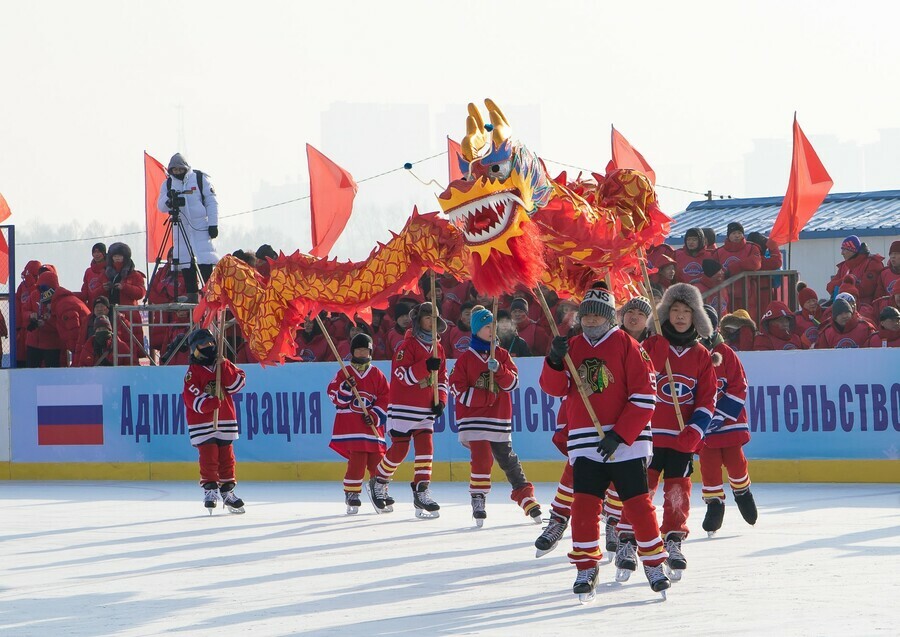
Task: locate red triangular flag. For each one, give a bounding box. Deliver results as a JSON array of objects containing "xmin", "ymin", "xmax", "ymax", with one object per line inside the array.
[
  {"xmin": 0, "ymin": 231, "xmax": 8, "ymax": 285},
  {"xmin": 770, "ymin": 115, "xmax": 833, "ymax": 246},
  {"xmin": 0, "ymin": 191, "xmax": 10, "ymax": 223},
  {"xmin": 447, "ymin": 137, "xmax": 464, "ymax": 182},
  {"xmin": 0, "ymin": 191, "xmax": 10, "ymax": 284},
  {"xmin": 145, "ymin": 152, "xmax": 171, "ymax": 264},
  {"xmin": 307, "ymin": 144, "xmax": 358, "ymax": 258},
  {"xmin": 610, "ymin": 126, "xmax": 656, "ymax": 185}
]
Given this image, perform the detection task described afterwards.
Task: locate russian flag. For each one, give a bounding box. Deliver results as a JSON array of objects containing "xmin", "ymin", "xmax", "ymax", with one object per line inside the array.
[{"xmin": 36, "ymin": 385, "xmax": 105, "ymax": 446}]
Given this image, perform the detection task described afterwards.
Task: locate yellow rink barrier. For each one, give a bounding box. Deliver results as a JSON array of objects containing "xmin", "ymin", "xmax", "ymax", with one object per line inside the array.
[{"xmin": 1, "ymin": 460, "xmax": 897, "ymax": 483}]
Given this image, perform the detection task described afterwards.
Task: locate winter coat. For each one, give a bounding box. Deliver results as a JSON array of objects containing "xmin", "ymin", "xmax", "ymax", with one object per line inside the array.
[
  {"xmin": 156, "ymin": 167, "xmax": 220, "ymax": 266},
  {"xmin": 34, "ymin": 270, "xmax": 91, "ymax": 355},
  {"xmin": 719, "ymin": 311, "xmax": 756, "ymax": 352},
  {"xmin": 15, "ymin": 260, "xmax": 42, "ymax": 359},
  {"xmin": 715, "ymin": 239, "xmax": 761, "ymax": 317},
  {"xmin": 794, "ymin": 308, "xmax": 823, "ymax": 348},
  {"xmin": 826, "ymin": 251, "xmax": 884, "ymax": 305},
  {"xmin": 80, "ymin": 260, "xmax": 107, "ymax": 305},
  {"xmin": 754, "ymin": 301, "xmax": 806, "ymax": 351},
  {"xmin": 147, "ymin": 263, "xmax": 185, "ymax": 350},
  {"xmin": 868, "ymin": 328, "xmax": 900, "ymax": 348},
  {"xmin": 674, "ymin": 247, "xmax": 713, "ymax": 284},
  {"xmin": 26, "ymin": 266, "xmax": 65, "ymax": 351},
  {"xmin": 692, "ymin": 275, "xmax": 729, "ymax": 318},
  {"xmin": 874, "ymin": 265, "xmax": 900, "ymax": 299},
  {"xmin": 74, "ymin": 313, "xmax": 135, "ymax": 366},
  {"xmin": 816, "ymin": 313, "xmax": 876, "ymax": 349}
]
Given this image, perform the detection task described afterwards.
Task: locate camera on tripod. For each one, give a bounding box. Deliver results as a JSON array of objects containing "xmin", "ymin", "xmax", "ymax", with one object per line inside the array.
[{"xmin": 166, "ymin": 189, "xmax": 187, "ymax": 215}]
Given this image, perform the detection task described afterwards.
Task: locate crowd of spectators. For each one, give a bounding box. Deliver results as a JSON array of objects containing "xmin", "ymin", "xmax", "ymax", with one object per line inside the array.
[{"xmin": 6, "ymin": 225, "xmax": 900, "ymax": 368}]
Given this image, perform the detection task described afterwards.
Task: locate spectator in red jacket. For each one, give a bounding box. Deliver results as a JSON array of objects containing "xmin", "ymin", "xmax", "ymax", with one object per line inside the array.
[
  {"xmin": 746, "ymin": 231, "xmax": 783, "ymax": 313},
  {"xmin": 255, "ymin": 244, "xmax": 278, "ymax": 283},
  {"xmin": 80, "ymin": 242, "xmax": 107, "ymax": 304},
  {"xmin": 159, "ymin": 308, "xmax": 193, "ymax": 365},
  {"xmin": 646, "ymin": 243, "xmax": 676, "ymax": 270},
  {"xmin": 35, "ymin": 268, "xmax": 91, "ymax": 365},
  {"xmin": 147, "ymin": 247, "xmax": 186, "ymax": 356},
  {"xmin": 872, "ymin": 289, "xmax": 900, "ymax": 324},
  {"xmin": 444, "ymin": 301, "xmax": 475, "ymax": 358},
  {"xmin": 692, "ymin": 259, "xmax": 729, "ymax": 318},
  {"xmin": 719, "ymin": 310, "xmax": 756, "ymax": 352},
  {"xmin": 509, "ymin": 297, "xmax": 549, "ymax": 356},
  {"xmin": 74, "ymin": 296, "xmax": 134, "ymax": 366},
  {"xmin": 868, "ymin": 306, "xmax": 900, "ymax": 348},
  {"xmin": 793, "ymin": 283, "xmax": 823, "ymax": 348},
  {"xmin": 753, "ymin": 301, "xmax": 806, "ymax": 351},
  {"xmin": 15, "ymin": 260, "xmax": 42, "ymax": 367},
  {"xmin": 715, "ymin": 222, "xmax": 761, "ymax": 317},
  {"xmin": 294, "ymin": 313, "xmax": 332, "ymax": 362},
  {"xmin": 649, "ymin": 254, "xmax": 676, "ymax": 293},
  {"xmin": 0, "ymin": 311, "xmax": 6, "ymax": 366},
  {"xmin": 26, "ymin": 265, "xmax": 65, "ymax": 367},
  {"xmin": 816, "ymin": 298, "xmax": 876, "ymax": 349},
  {"xmin": 100, "ymin": 242, "xmax": 147, "ymax": 361},
  {"xmin": 75, "ymin": 315, "xmax": 127, "ymax": 367},
  {"xmin": 702, "ymin": 227, "xmax": 719, "ymax": 251},
  {"xmin": 336, "ymin": 320, "xmax": 372, "ymax": 362},
  {"xmin": 386, "ymin": 301, "xmax": 414, "ymax": 356},
  {"xmin": 826, "ymin": 235, "xmax": 884, "ymax": 305},
  {"xmin": 555, "ymin": 298, "xmax": 579, "ymax": 336},
  {"xmin": 874, "ymin": 240, "xmax": 900, "ymax": 299},
  {"xmin": 674, "ymin": 228, "xmax": 709, "ymax": 283}
]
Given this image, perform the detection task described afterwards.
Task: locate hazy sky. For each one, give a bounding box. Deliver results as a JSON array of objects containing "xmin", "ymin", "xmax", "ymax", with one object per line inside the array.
[{"xmin": 2, "ymin": 1, "xmax": 899, "ymax": 287}]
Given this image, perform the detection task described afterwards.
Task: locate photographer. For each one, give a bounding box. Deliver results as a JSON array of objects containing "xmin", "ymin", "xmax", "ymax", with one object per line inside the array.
[{"xmin": 156, "ymin": 153, "xmax": 219, "ymax": 302}]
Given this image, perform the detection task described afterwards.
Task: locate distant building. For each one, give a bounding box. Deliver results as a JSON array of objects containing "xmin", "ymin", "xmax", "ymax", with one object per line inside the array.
[{"xmin": 667, "ymin": 190, "xmax": 900, "ymax": 298}]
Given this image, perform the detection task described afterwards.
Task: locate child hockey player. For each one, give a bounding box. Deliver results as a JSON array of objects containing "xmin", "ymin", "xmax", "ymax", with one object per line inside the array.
[
  {"xmin": 699, "ymin": 305, "xmax": 757, "ymax": 535},
  {"xmin": 373, "ymin": 302, "xmax": 448, "ymax": 518},
  {"xmin": 540, "ymin": 286, "xmax": 670, "ymax": 602},
  {"xmin": 450, "ymin": 305, "xmax": 542, "ymax": 527},
  {"xmin": 328, "ymin": 333, "xmax": 390, "ymax": 514},
  {"xmin": 618, "ymin": 283, "xmax": 717, "ymax": 582},
  {"xmin": 182, "ymin": 328, "xmax": 247, "ymax": 514}
]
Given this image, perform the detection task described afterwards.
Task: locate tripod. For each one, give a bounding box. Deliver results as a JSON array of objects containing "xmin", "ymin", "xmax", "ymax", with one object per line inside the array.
[{"xmin": 146, "ymin": 206, "xmax": 207, "ymax": 305}]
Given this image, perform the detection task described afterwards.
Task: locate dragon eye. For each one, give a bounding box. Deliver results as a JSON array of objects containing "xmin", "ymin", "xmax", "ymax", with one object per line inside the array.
[
  {"xmin": 488, "ymin": 159, "xmax": 512, "ymax": 179},
  {"xmin": 491, "ymin": 165, "xmax": 499, "ymax": 173}
]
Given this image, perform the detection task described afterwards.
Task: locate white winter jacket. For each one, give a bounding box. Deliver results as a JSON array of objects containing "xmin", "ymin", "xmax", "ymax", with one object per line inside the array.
[{"xmin": 156, "ymin": 169, "xmax": 220, "ymax": 266}]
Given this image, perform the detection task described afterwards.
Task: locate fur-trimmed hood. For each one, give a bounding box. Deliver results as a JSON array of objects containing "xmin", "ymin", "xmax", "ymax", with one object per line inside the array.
[
  {"xmin": 656, "ymin": 283, "xmax": 713, "ymax": 338},
  {"xmin": 719, "ymin": 309, "xmax": 757, "ymax": 333}
]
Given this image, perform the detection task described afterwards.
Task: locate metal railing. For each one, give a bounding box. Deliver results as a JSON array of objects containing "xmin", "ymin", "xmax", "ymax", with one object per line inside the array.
[{"xmin": 700, "ymin": 269, "xmax": 799, "ymax": 325}]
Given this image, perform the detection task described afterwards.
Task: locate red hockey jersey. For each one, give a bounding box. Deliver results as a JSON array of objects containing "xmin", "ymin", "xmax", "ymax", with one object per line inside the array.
[
  {"xmin": 704, "ymin": 341, "xmax": 750, "ymax": 448},
  {"xmin": 387, "ymin": 331, "xmax": 448, "ymax": 434},
  {"xmin": 642, "ymin": 334, "xmax": 717, "ymax": 449},
  {"xmin": 327, "ymin": 364, "xmax": 389, "ymax": 458},
  {"xmin": 182, "ymin": 360, "xmax": 247, "ymax": 445},
  {"xmin": 539, "ymin": 327, "xmax": 656, "ymax": 465},
  {"xmin": 449, "ymin": 346, "xmax": 518, "ymax": 443}
]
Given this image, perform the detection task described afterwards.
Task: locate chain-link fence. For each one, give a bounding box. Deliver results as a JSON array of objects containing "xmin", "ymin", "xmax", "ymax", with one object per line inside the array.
[{"xmin": 1, "ymin": 226, "xmax": 15, "ymax": 367}]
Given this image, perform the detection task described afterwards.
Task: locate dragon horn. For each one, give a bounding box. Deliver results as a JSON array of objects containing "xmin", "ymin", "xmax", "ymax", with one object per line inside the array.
[
  {"xmin": 462, "ymin": 102, "xmax": 487, "ymax": 161},
  {"xmin": 484, "ymin": 98, "xmax": 511, "ymax": 146}
]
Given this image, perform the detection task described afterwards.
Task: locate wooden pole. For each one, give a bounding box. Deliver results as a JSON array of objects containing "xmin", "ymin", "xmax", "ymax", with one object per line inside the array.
[
  {"xmin": 430, "ymin": 271, "xmax": 439, "ymax": 406},
  {"xmin": 534, "ymin": 286, "xmax": 606, "ymax": 440},
  {"xmin": 315, "ymin": 315, "xmax": 379, "ymax": 437},
  {"xmin": 637, "ymin": 248, "xmax": 686, "ymax": 431},
  {"xmin": 488, "ymin": 297, "xmax": 498, "ymax": 393},
  {"xmin": 212, "ymin": 310, "xmax": 225, "ymax": 431}
]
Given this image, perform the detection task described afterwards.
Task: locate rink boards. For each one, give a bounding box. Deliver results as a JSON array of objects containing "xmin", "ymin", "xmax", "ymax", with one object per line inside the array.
[{"xmin": 1, "ymin": 349, "xmax": 898, "ymax": 482}]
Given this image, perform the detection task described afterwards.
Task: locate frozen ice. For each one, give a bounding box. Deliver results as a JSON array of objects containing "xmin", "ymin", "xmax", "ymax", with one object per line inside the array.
[{"xmin": 0, "ymin": 482, "xmax": 896, "ymax": 636}]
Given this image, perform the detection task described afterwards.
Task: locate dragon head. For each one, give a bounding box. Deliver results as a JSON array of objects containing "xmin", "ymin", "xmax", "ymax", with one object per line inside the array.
[{"xmin": 437, "ymin": 100, "xmax": 551, "ymax": 296}]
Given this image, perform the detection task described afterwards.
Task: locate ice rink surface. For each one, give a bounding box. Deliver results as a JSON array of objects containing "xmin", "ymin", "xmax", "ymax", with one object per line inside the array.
[{"xmin": 1, "ymin": 481, "xmax": 897, "ymax": 637}]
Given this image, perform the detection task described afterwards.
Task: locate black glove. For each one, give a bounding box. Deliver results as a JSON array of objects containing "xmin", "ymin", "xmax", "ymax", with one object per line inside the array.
[
  {"xmin": 208, "ymin": 225, "xmax": 218, "ymax": 239},
  {"xmin": 341, "ymin": 376, "xmax": 357, "ymax": 393},
  {"xmin": 362, "ymin": 412, "xmax": 375, "ymax": 427},
  {"xmin": 431, "ymin": 402, "xmax": 445, "ymax": 417},
  {"xmin": 597, "ymin": 431, "xmax": 625, "ymax": 461},
  {"xmin": 27, "ymin": 317, "xmax": 40, "ymax": 331},
  {"xmin": 548, "ymin": 335, "xmax": 569, "ymax": 365},
  {"xmin": 425, "ymin": 357, "xmax": 441, "ymax": 372}
]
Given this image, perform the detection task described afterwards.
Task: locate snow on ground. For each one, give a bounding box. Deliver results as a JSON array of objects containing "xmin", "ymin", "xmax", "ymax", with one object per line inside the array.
[{"xmin": 0, "ymin": 481, "xmax": 897, "ymax": 636}]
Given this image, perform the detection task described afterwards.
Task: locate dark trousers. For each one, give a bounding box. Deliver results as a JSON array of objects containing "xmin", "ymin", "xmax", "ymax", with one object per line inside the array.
[{"xmin": 26, "ymin": 346, "xmax": 61, "ymax": 368}]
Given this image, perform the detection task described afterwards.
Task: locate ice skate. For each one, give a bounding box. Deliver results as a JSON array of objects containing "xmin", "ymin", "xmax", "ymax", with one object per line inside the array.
[
  {"xmin": 220, "ymin": 483, "xmax": 245, "ymax": 514},
  {"xmin": 702, "ymin": 499, "xmax": 725, "ymax": 536},
  {"xmin": 605, "ymin": 518, "xmax": 619, "ymax": 552},
  {"xmin": 367, "ymin": 478, "xmax": 393, "ymax": 514},
  {"xmin": 614, "ymin": 534, "xmax": 637, "ymax": 582},
  {"xmin": 573, "ymin": 567, "xmax": 600, "ymax": 604},
  {"xmin": 528, "ymin": 505, "xmax": 543, "ymax": 525},
  {"xmin": 664, "ymin": 532, "xmax": 686, "ymax": 582},
  {"xmin": 734, "ymin": 488, "xmax": 758, "ymax": 525},
  {"xmin": 345, "ymin": 491, "xmax": 361, "ymax": 515},
  {"xmin": 643, "ymin": 563, "xmax": 671, "ymax": 600},
  {"xmin": 411, "ymin": 481, "xmax": 440, "ymax": 519},
  {"xmin": 471, "ymin": 493, "xmax": 486, "ymax": 528},
  {"xmin": 202, "ymin": 483, "xmax": 219, "ymax": 515},
  {"xmin": 534, "ymin": 512, "xmax": 568, "ymax": 557}
]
